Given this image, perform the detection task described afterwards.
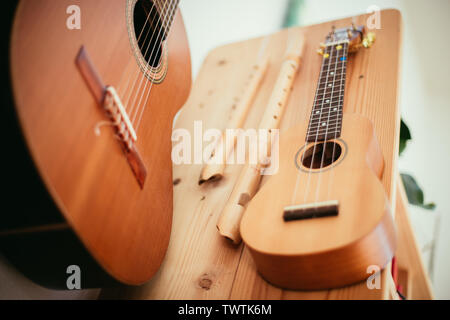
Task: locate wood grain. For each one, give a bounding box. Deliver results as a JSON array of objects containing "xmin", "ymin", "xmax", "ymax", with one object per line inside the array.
[
  {"xmin": 101, "ymin": 9, "xmax": 403, "ymax": 299},
  {"xmin": 199, "ymin": 54, "xmax": 269, "ymax": 184},
  {"xmin": 217, "ymin": 32, "xmax": 305, "ymax": 244}
]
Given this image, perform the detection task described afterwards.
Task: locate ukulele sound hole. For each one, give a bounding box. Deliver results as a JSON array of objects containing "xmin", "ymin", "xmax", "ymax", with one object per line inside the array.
[
  {"xmin": 301, "ymin": 141, "xmax": 342, "ymax": 169},
  {"xmin": 133, "ymin": 0, "xmax": 166, "ymax": 68}
]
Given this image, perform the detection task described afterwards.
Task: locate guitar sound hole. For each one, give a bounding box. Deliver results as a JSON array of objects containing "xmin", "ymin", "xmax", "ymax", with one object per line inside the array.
[
  {"xmin": 133, "ymin": 0, "xmax": 166, "ymax": 68},
  {"xmin": 301, "ymin": 141, "xmax": 342, "ymax": 169}
]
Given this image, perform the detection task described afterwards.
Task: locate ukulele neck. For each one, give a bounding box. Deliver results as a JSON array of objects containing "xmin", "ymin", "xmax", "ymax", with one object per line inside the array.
[{"xmin": 306, "ymin": 41, "xmax": 349, "ymax": 142}]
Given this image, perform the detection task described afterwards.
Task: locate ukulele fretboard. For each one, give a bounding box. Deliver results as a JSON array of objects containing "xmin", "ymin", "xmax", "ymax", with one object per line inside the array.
[{"xmin": 306, "ymin": 41, "xmax": 348, "ymax": 142}]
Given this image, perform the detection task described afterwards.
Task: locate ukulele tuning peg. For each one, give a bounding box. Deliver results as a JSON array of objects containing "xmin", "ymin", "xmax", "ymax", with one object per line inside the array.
[
  {"xmin": 316, "ymin": 48, "xmax": 324, "ymax": 56},
  {"xmin": 362, "ymin": 32, "xmax": 376, "ymax": 48},
  {"xmin": 347, "ymin": 29, "xmax": 353, "ymax": 38},
  {"xmin": 351, "ymin": 17, "xmax": 358, "ymax": 31}
]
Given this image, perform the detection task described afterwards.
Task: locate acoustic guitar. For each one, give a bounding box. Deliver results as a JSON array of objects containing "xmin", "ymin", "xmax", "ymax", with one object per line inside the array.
[
  {"xmin": 1, "ymin": 0, "xmax": 190, "ymax": 288},
  {"xmin": 240, "ymin": 25, "xmax": 396, "ymax": 290}
]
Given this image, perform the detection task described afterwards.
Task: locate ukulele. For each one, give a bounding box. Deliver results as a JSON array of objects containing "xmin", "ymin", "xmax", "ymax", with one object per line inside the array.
[
  {"xmin": 240, "ymin": 25, "xmax": 396, "ymax": 290},
  {"xmin": 1, "ymin": 0, "xmax": 190, "ymax": 288}
]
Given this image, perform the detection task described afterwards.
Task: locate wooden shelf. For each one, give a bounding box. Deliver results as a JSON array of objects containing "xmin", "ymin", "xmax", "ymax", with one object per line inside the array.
[
  {"xmin": 395, "ymin": 173, "xmax": 434, "ymax": 299},
  {"xmin": 101, "ymin": 9, "xmax": 432, "ymax": 300}
]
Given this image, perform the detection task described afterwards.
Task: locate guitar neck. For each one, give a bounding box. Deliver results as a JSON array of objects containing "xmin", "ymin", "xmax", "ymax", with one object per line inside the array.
[{"xmin": 306, "ymin": 41, "xmax": 349, "ymax": 142}]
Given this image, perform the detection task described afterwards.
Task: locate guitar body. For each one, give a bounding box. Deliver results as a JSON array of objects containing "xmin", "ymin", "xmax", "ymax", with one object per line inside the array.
[
  {"xmin": 1, "ymin": 0, "xmax": 190, "ymax": 288},
  {"xmin": 241, "ymin": 113, "xmax": 396, "ymax": 290}
]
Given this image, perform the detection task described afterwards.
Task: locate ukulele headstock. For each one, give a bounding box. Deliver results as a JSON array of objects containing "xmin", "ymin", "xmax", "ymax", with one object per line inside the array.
[{"xmin": 317, "ymin": 24, "xmax": 376, "ymax": 55}]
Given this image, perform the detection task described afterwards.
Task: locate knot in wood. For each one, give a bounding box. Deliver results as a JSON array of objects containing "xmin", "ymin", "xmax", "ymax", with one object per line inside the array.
[{"xmin": 198, "ymin": 274, "xmax": 213, "ymax": 290}]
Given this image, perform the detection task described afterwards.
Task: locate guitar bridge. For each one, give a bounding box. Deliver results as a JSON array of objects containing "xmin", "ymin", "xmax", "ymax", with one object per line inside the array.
[
  {"xmin": 76, "ymin": 46, "xmax": 147, "ymax": 188},
  {"xmin": 103, "ymin": 86, "xmax": 137, "ymax": 150},
  {"xmin": 283, "ymin": 200, "xmax": 339, "ymax": 221}
]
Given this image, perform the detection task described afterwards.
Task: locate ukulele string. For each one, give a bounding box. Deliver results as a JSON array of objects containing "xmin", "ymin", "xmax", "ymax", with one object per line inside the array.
[
  {"xmin": 327, "ymin": 42, "xmax": 348, "ymax": 200},
  {"xmin": 116, "ymin": 2, "xmax": 156, "ymax": 98},
  {"xmin": 290, "ymin": 44, "xmax": 332, "ymax": 205},
  {"xmin": 134, "ymin": 1, "xmax": 179, "ymax": 130},
  {"xmin": 314, "ymin": 39, "xmax": 341, "ymax": 203},
  {"xmin": 301, "ymin": 42, "xmax": 334, "ymax": 204},
  {"xmin": 123, "ymin": 0, "xmax": 172, "ymax": 119}
]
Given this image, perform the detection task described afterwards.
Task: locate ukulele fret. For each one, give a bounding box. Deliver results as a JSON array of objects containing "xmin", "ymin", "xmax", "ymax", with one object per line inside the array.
[{"xmin": 306, "ymin": 41, "xmax": 348, "ymax": 142}]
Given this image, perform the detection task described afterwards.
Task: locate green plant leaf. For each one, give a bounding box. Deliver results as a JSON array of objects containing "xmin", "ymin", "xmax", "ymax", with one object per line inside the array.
[
  {"xmin": 399, "ymin": 118, "xmax": 412, "ymax": 156},
  {"xmin": 400, "ymin": 173, "xmax": 435, "ymax": 210},
  {"xmin": 283, "ymin": 0, "xmax": 305, "ymax": 27}
]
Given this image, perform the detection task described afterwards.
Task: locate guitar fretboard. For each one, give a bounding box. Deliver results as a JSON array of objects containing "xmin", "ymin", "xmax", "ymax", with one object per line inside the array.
[{"xmin": 306, "ymin": 42, "xmax": 348, "ymax": 142}]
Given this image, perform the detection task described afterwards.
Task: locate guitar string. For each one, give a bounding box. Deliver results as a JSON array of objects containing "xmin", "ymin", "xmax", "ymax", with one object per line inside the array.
[
  {"xmin": 118, "ymin": 5, "xmax": 156, "ymax": 105},
  {"xmin": 327, "ymin": 42, "xmax": 348, "ymax": 200},
  {"xmin": 134, "ymin": 1, "xmax": 177, "ymax": 130},
  {"xmin": 128, "ymin": 0, "xmax": 175, "ymax": 124},
  {"xmin": 93, "ymin": 1, "xmax": 157, "ymax": 137},
  {"xmin": 122, "ymin": 0, "xmax": 172, "ymax": 119},
  {"xmin": 290, "ymin": 44, "xmax": 332, "ymax": 205},
  {"xmin": 116, "ymin": 2, "xmax": 156, "ymax": 101},
  {"xmin": 119, "ymin": 21, "xmax": 153, "ymax": 99},
  {"xmin": 313, "ymin": 39, "xmax": 341, "ymax": 204},
  {"xmin": 301, "ymin": 41, "xmax": 335, "ymax": 204},
  {"xmin": 133, "ymin": 0, "xmax": 178, "ymax": 130}
]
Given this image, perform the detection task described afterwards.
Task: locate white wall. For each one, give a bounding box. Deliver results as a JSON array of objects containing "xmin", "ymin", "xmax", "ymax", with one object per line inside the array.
[{"xmin": 179, "ymin": 0, "xmax": 289, "ymax": 79}]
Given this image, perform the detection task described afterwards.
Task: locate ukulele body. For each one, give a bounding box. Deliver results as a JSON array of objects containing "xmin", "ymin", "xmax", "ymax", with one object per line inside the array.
[
  {"xmin": 241, "ymin": 113, "xmax": 396, "ymax": 290},
  {"xmin": 1, "ymin": 0, "xmax": 191, "ymax": 288}
]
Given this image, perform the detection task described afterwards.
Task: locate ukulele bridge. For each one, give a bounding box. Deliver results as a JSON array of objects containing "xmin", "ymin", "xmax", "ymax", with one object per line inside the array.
[{"xmin": 283, "ymin": 200, "xmax": 339, "ymax": 221}]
